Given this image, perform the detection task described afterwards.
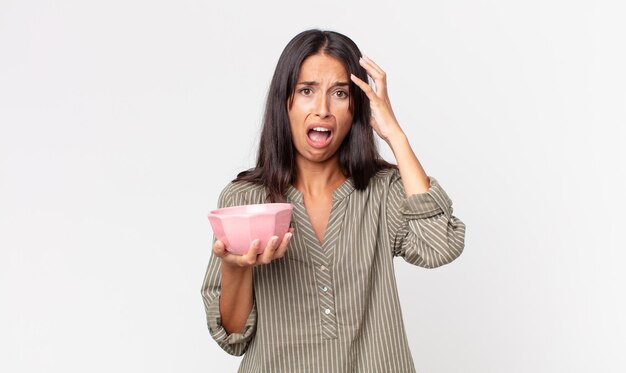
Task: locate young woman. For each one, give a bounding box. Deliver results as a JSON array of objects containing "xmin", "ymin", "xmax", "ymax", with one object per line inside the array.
[{"xmin": 202, "ymin": 29, "xmax": 466, "ymax": 372}]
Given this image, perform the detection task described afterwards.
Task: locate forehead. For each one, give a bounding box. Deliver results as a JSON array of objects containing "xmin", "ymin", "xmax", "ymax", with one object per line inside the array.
[{"xmin": 298, "ymin": 54, "xmax": 348, "ymax": 80}]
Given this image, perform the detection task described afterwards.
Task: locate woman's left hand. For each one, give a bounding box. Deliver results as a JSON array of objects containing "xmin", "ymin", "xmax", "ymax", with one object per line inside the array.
[{"xmin": 350, "ymin": 55, "xmax": 404, "ymax": 143}]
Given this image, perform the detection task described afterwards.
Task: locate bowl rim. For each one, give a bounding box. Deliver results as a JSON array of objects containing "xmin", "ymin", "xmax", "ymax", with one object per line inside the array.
[{"xmin": 208, "ymin": 203, "xmax": 293, "ymax": 218}]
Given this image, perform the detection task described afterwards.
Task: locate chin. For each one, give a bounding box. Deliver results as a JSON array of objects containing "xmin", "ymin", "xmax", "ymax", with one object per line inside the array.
[{"xmin": 296, "ymin": 149, "xmax": 339, "ymax": 165}]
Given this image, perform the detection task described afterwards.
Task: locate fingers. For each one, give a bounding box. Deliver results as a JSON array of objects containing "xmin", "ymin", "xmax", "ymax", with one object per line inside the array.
[
  {"xmin": 362, "ymin": 55, "xmax": 385, "ymax": 76},
  {"xmin": 214, "ymin": 231, "xmax": 295, "ymax": 268},
  {"xmin": 274, "ymin": 232, "xmax": 293, "ymax": 259},
  {"xmin": 350, "ymin": 73, "xmax": 377, "ymax": 100},
  {"xmin": 221, "ymin": 239, "xmax": 259, "ymax": 268},
  {"xmin": 257, "ymin": 236, "xmax": 279, "ymax": 265},
  {"xmin": 212, "ymin": 239, "xmax": 227, "ymax": 257},
  {"xmin": 240, "ymin": 239, "xmax": 260, "ymax": 266},
  {"xmin": 357, "ymin": 55, "xmax": 388, "ymax": 97}
]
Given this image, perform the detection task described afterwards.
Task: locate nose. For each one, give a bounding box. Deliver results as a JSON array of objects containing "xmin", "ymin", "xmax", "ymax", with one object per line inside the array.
[{"xmin": 315, "ymin": 94, "xmax": 331, "ymax": 118}]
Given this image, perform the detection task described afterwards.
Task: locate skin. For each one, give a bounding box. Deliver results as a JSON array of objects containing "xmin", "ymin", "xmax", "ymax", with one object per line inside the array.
[
  {"xmin": 288, "ymin": 53, "xmax": 354, "ymax": 244},
  {"xmin": 213, "ymin": 53, "xmax": 430, "ymax": 334},
  {"xmin": 350, "ymin": 55, "xmax": 430, "ymax": 196}
]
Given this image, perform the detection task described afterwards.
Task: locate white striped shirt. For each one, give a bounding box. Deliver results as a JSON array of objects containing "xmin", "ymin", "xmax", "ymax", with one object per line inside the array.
[{"xmin": 201, "ymin": 168, "xmax": 466, "ymax": 372}]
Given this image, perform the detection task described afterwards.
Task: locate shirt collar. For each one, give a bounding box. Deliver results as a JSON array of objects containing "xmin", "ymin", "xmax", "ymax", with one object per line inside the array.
[{"xmin": 285, "ymin": 177, "xmax": 355, "ymax": 204}]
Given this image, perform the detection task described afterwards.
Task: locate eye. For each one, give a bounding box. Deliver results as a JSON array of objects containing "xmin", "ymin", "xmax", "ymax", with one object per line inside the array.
[
  {"xmin": 334, "ymin": 90, "xmax": 349, "ymax": 99},
  {"xmin": 299, "ymin": 88, "xmax": 313, "ymax": 96}
]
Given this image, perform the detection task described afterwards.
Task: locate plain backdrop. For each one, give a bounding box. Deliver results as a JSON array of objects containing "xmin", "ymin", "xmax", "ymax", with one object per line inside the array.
[{"xmin": 1, "ymin": 0, "xmax": 625, "ymax": 372}]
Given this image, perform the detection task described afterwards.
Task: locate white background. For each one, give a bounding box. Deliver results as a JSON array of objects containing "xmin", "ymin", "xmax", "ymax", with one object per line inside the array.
[{"xmin": 1, "ymin": 0, "xmax": 625, "ymax": 372}]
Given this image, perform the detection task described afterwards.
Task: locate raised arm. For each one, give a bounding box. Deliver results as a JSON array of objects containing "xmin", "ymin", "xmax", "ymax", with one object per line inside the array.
[
  {"xmin": 351, "ymin": 55, "xmax": 465, "ymax": 267},
  {"xmin": 350, "ymin": 54, "xmax": 430, "ymax": 196}
]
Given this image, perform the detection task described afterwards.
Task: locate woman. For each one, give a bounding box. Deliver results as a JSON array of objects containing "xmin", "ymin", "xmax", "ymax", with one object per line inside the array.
[{"xmin": 202, "ymin": 29, "xmax": 466, "ymax": 372}]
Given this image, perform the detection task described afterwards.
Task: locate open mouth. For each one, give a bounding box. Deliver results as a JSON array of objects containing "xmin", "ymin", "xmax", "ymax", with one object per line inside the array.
[{"xmin": 306, "ymin": 127, "xmax": 333, "ymax": 147}]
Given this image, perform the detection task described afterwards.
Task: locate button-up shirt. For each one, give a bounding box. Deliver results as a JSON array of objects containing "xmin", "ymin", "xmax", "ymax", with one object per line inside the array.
[{"xmin": 201, "ymin": 168, "xmax": 466, "ymax": 372}]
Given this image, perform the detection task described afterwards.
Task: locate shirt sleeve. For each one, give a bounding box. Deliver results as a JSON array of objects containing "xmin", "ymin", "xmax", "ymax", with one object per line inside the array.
[
  {"xmin": 200, "ymin": 183, "xmax": 258, "ymax": 356},
  {"xmin": 386, "ymin": 170, "xmax": 466, "ymax": 268}
]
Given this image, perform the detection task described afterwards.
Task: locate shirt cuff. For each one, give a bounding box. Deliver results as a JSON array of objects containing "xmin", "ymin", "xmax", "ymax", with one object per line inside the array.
[
  {"xmin": 207, "ymin": 295, "xmax": 257, "ymax": 347},
  {"xmin": 401, "ymin": 176, "xmax": 453, "ymax": 219}
]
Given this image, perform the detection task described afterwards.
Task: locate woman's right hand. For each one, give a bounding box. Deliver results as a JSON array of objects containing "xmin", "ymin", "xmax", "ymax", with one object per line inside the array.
[{"xmin": 212, "ymin": 229, "xmax": 294, "ymax": 268}]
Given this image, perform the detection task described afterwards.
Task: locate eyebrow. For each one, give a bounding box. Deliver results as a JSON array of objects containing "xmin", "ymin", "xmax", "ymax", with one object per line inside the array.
[{"xmin": 296, "ymin": 81, "xmax": 350, "ymax": 87}]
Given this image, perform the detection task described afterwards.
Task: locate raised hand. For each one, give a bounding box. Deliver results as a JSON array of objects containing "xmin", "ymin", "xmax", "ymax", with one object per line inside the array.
[
  {"xmin": 351, "ymin": 55, "xmax": 431, "ymax": 195},
  {"xmin": 350, "ymin": 55, "xmax": 404, "ymax": 143}
]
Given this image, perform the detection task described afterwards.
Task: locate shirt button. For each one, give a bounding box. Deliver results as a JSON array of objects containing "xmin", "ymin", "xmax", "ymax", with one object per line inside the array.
[
  {"xmin": 322, "ymin": 286, "xmax": 328, "ymax": 292},
  {"xmin": 324, "ymin": 309, "xmax": 331, "ymax": 315},
  {"xmin": 320, "ymin": 265, "xmax": 327, "ymax": 271}
]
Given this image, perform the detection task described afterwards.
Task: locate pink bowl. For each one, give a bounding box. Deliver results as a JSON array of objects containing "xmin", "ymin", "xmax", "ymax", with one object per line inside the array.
[{"xmin": 208, "ymin": 203, "xmax": 293, "ymax": 255}]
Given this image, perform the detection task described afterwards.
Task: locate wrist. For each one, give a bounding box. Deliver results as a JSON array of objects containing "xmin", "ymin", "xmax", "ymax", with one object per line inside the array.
[
  {"xmin": 385, "ymin": 128, "xmax": 408, "ymax": 148},
  {"xmin": 221, "ymin": 260, "xmax": 253, "ymax": 275}
]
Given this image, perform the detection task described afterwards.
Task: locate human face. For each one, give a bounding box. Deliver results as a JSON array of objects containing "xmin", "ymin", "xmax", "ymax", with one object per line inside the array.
[{"xmin": 288, "ymin": 53, "xmax": 353, "ymax": 166}]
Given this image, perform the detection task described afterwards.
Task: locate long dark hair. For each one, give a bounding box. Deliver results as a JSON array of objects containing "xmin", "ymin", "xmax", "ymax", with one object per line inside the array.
[{"xmin": 235, "ymin": 29, "xmax": 394, "ymax": 202}]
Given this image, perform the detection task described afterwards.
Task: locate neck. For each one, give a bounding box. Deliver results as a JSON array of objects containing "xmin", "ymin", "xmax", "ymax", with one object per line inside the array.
[{"xmin": 293, "ymin": 154, "xmax": 347, "ymax": 197}]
